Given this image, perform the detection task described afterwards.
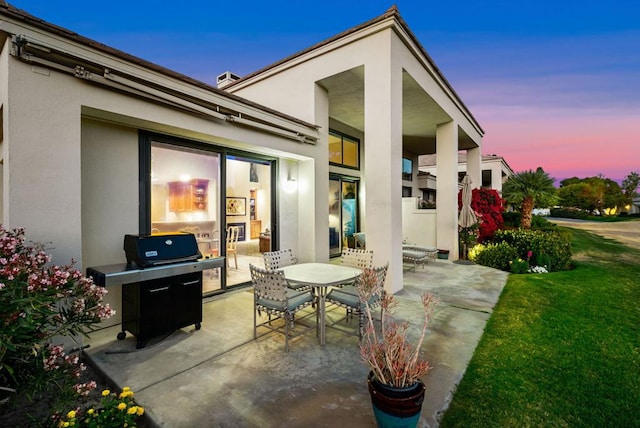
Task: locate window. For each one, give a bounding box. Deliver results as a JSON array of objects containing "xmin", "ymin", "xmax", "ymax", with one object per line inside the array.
[
  {"xmin": 329, "ymin": 130, "xmax": 359, "ymax": 168},
  {"xmin": 402, "ymin": 186, "xmax": 412, "ymax": 197},
  {"xmin": 482, "ymin": 170, "xmax": 492, "ymax": 188},
  {"xmin": 402, "ymin": 158, "xmax": 413, "ymax": 181}
]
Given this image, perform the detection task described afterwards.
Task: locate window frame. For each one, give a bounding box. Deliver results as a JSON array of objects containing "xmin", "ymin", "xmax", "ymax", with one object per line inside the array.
[
  {"xmin": 402, "ymin": 157, "xmax": 413, "ymax": 181},
  {"xmin": 328, "ymin": 129, "xmax": 360, "ymax": 170}
]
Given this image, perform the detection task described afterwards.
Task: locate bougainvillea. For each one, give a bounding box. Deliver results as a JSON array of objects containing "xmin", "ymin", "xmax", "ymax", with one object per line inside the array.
[{"xmin": 458, "ymin": 187, "xmax": 504, "ymax": 242}]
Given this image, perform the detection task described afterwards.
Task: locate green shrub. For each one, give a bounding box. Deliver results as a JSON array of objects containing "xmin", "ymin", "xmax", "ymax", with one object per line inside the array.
[
  {"xmin": 502, "ymin": 212, "xmax": 520, "ymax": 227},
  {"xmin": 502, "ymin": 213, "xmax": 553, "ymax": 230},
  {"xmin": 535, "ymin": 252, "xmax": 552, "ymax": 269},
  {"xmin": 470, "ymin": 242, "xmax": 518, "ymax": 271},
  {"xmin": 493, "ymin": 229, "xmax": 572, "ymax": 271},
  {"xmin": 550, "ymin": 207, "xmax": 589, "ymax": 219},
  {"xmin": 531, "ymin": 215, "xmax": 553, "ymax": 229},
  {"xmin": 509, "ymin": 258, "xmax": 530, "ymax": 274}
]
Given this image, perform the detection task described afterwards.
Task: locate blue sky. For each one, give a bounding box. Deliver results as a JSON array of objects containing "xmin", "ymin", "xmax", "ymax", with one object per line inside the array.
[{"xmin": 11, "ymin": 1, "xmax": 640, "ymax": 182}]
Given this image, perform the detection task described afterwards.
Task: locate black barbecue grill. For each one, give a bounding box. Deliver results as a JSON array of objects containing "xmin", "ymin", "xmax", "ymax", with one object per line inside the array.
[{"xmin": 87, "ymin": 233, "xmax": 224, "ymax": 349}]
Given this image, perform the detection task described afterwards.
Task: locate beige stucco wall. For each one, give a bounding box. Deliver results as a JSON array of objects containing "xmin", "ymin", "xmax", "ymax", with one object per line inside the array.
[
  {"xmin": 402, "ymin": 198, "xmax": 437, "ymax": 248},
  {"xmin": 0, "ymin": 29, "xmax": 322, "ymax": 279},
  {"xmin": 5, "ymin": 45, "xmax": 83, "ymax": 264}
]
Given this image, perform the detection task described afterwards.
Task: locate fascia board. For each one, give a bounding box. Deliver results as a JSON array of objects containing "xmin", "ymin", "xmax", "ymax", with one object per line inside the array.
[{"xmin": 0, "ymin": 18, "xmax": 318, "ymax": 138}]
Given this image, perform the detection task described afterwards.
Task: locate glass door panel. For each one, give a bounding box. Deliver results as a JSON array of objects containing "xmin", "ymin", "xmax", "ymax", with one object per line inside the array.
[
  {"xmin": 329, "ymin": 177, "xmax": 359, "ymax": 257},
  {"xmin": 329, "ymin": 179, "xmax": 341, "ymax": 257},
  {"xmin": 150, "ymin": 143, "xmax": 222, "ymax": 294},
  {"xmin": 225, "ymin": 157, "xmax": 272, "ymax": 288}
]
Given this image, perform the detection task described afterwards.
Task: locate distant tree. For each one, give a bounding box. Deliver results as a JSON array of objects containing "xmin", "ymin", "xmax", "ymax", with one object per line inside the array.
[
  {"xmin": 622, "ymin": 171, "xmax": 640, "ymax": 207},
  {"xmin": 559, "ymin": 177, "xmax": 582, "ymax": 187},
  {"xmin": 502, "ymin": 167, "xmax": 557, "ymax": 229},
  {"xmin": 558, "ymin": 183, "xmax": 597, "ymax": 212},
  {"xmin": 558, "ymin": 175, "xmax": 625, "ymax": 215}
]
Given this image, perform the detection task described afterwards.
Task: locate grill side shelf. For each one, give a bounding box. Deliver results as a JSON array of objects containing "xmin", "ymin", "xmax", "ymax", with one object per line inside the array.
[{"xmin": 86, "ymin": 257, "xmax": 224, "ymax": 287}]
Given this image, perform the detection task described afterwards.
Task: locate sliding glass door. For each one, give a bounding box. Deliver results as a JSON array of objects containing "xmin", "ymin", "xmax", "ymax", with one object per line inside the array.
[
  {"xmin": 329, "ymin": 176, "xmax": 359, "ymax": 257},
  {"xmin": 145, "ymin": 136, "xmax": 275, "ymax": 295},
  {"xmin": 149, "ymin": 142, "xmax": 222, "ymax": 293}
]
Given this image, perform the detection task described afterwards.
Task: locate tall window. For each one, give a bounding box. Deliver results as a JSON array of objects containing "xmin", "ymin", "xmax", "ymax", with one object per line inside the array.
[
  {"xmin": 329, "ymin": 130, "xmax": 359, "ymax": 169},
  {"xmin": 402, "ymin": 158, "xmax": 413, "ymax": 181}
]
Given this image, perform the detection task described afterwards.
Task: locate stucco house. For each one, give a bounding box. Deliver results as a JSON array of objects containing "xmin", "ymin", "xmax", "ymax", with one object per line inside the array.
[
  {"xmin": 0, "ymin": 3, "xmax": 483, "ymax": 323},
  {"xmin": 419, "ymin": 153, "xmax": 514, "ymax": 198}
]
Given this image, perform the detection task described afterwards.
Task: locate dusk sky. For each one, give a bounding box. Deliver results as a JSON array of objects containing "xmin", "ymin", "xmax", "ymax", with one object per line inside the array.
[{"xmin": 12, "ymin": 1, "xmax": 639, "ymax": 183}]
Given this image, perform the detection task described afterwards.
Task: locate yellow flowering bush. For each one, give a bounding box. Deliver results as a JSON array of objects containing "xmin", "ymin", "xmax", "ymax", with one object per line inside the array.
[{"xmin": 56, "ymin": 387, "xmax": 144, "ymax": 427}]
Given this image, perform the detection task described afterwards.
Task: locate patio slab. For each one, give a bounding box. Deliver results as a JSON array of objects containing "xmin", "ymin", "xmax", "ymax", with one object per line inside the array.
[{"xmin": 85, "ymin": 260, "xmax": 508, "ymax": 427}]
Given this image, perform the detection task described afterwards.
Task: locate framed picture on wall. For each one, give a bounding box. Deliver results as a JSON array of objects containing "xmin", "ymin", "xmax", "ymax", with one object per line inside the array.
[{"xmin": 226, "ymin": 197, "xmax": 246, "ymax": 216}]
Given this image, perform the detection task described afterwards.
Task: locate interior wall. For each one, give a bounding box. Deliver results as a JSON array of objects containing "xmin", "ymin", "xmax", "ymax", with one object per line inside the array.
[{"xmin": 226, "ymin": 159, "xmax": 271, "ymax": 239}]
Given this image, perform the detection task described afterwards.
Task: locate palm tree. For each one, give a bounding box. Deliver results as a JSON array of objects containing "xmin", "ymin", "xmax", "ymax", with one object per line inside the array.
[{"xmin": 503, "ymin": 167, "xmax": 557, "ymax": 229}]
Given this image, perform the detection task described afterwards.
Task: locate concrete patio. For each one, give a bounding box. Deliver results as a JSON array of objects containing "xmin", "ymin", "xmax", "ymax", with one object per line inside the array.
[{"xmin": 85, "ymin": 260, "xmax": 508, "ymax": 427}]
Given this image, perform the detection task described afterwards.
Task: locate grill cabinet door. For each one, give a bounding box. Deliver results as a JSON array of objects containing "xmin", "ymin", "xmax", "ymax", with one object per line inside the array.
[{"xmin": 173, "ymin": 272, "xmax": 203, "ymax": 329}]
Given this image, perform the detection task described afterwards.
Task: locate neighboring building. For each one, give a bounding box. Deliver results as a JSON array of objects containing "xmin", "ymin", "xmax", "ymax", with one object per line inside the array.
[
  {"xmin": 631, "ymin": 196, "xmax": 640, "ymax": 215},
  {"xmin": 419, "ymin": 153, "xmax": 514, "ymax": 195},
  {"xmin": 0, "ymin": 2, "xmax": 483, "ymax": 316}
]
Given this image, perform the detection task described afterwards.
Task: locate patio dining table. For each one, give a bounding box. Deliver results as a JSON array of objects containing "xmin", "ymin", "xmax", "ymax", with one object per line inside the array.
[{"xmin": 278, "ymin": 263, "xmax": 362, "ymax": 346}]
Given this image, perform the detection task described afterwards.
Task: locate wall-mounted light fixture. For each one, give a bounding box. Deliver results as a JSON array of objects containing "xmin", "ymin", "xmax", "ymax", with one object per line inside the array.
[{"xmin": 283, "ymin": 175, "xmax": 298, "ymax": 194}]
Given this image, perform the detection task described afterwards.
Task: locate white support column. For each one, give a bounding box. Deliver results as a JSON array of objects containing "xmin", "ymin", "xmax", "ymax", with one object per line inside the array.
[
  {"xmin": 364, "ymin": 59, "xmax": 404, "ymax": 294},
  {"xmin": 466, "ymin": 146, "xmax": 482, "ymax": 189},
  {"xmin": 491, "ymin": 166, "xmax": 503, "ymax": 194},
  {"xmin": 309, "ymin": 82, "xmax": 330, "ymax": 262},
  {"xmin": 436, "ymin": 121, "xmax": 459, "ymax": 260}
]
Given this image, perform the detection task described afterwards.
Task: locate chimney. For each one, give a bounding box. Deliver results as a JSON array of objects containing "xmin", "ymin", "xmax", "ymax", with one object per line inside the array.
[{"xmin": 217, "ymin": 71, "xmax": 241, "ymax": 89}]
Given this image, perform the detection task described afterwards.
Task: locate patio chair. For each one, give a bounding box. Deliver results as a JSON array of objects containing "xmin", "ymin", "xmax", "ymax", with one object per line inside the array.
[
  {"xmin": 249, "ymin": 264, "xmax": 315, "ymax": 352},
  {"xmin": 263, "ymin": 248, "xmax": 298, "ymax": 270},
  {"xmin": 340, "ymin": 247, "xmax": 373, "ymax": 270},
  {"xmin": 325, "ymin": 263, "xmax": 388, "ymax": 339},
  {"xmin": 263, "ymin": 249, "xmax": 312, "ymax": 294}
]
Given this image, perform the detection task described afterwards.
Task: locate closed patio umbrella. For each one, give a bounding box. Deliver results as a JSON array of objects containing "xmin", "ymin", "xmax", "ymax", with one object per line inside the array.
[
  {"xmin": 458, "ymin": 175, "xmax": 478, "ymax": 228},
  {"xmin": 458, "ymin": 174, "xmax": 478, "ymax": 261}
]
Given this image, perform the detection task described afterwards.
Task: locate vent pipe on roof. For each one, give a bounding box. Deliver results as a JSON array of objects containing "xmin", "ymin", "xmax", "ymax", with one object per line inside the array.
[{"xmin": 217, "ymin": 71, "xmax": 241, "ymax": 89}]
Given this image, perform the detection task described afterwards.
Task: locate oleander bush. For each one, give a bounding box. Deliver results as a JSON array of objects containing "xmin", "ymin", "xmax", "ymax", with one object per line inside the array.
[{"xmin": 0, "ymin": 225, "xmax": 115, "ymax": 425}]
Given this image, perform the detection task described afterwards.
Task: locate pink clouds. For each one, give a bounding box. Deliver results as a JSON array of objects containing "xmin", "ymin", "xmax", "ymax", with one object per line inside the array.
[{"xmin": 481, "ymin": 112, "xmax": 640, "ymax": 181}]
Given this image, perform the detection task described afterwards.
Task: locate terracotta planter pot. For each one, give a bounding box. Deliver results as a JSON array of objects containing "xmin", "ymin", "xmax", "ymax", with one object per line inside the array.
[{"xmin": 367, "ymin": 372, "xmax": 425, "ymax": 428}]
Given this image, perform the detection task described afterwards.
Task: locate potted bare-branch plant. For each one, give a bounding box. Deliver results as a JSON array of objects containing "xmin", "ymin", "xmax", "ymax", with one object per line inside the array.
[{"xmin": 357, "ymin": 268, "xmax": 438, "ymax": 427}]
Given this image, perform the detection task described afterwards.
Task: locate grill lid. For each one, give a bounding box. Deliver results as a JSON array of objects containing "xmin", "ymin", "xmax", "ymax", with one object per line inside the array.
[{"xmin": 124, "ymin": 233, "xmax": 202, "ymax": 268}]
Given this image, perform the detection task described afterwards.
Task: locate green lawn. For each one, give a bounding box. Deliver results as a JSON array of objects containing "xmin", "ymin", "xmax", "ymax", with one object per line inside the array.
[{"xmin": 440, "ymin": 228, "xmax": 640, "ymax": 427}]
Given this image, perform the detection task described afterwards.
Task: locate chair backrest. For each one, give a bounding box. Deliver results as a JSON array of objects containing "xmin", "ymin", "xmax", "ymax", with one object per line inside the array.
[
  {"xmin": 180, "ymin": 226, "xmax": 201, "ymax": 236},
  {"xmin": 355, "ymin": 262, "xmax": 389, "ymax": 299},
  {"xmin": 372, "ymin": 263, "xmax": 389, "ymax": 290},
  {"xmin": 341, "ymin": 248, "xmax": 373, "ymax": 269},
  {"xmin": 249, "ymin": 264, "xmax": 287, "ymax": 302},
  {"xmin": 226, "ymin": 226, "xmax": 239, "ymax": 250},
  {"xmin": 263, "ymin": 249, "xmax": 298, "ymax": 271}
]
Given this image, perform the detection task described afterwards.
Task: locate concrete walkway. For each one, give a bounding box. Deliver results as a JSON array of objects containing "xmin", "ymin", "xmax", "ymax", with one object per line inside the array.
[{"xmin": 85, "ymin": 261, "xmax": 508, "ymax": 427}]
